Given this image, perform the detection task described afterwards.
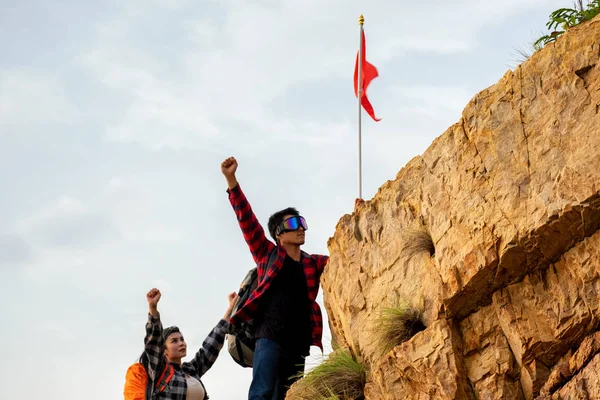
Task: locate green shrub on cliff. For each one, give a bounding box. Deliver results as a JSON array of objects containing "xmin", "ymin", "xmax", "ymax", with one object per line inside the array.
[
  {"xmin": 512, "ymin": 0, "xmax": 600, "ymax": 65},
  {"xmin": 534, "ymin": 0, "xmax": 600, "ymax": 48}
]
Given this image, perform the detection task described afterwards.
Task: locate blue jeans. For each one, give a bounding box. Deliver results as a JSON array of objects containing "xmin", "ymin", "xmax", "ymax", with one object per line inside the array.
[{"xmin": 248, "ymin": 338, "xmax": 306, "ymax": 400}]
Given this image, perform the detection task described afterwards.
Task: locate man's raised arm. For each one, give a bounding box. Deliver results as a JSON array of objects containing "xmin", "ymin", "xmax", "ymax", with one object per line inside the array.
[{"xmin": 221, "ymin": 156, "xmax": 274, "ymax": 263}]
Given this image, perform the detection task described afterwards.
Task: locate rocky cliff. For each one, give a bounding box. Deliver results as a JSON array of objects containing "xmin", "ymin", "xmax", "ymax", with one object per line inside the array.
[{"xmin": 298, "ymin": 15, "xmax": 600, "ymax": 400}]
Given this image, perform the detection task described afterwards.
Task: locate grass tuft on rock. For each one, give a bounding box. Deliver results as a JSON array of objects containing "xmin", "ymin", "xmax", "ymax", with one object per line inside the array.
[
  {"xmin": 402, "ymin": 225, "xmax": 435, "ymax": 258},
  {"xmin": 373, "ymin": 301, "xmax": 426, "ymax": 357},
  {"xmin": 289, "ymin": 348, "xmax": 366, "ymax": 400}
]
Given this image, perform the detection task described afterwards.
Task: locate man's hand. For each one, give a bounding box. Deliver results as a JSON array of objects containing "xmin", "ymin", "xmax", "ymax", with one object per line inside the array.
[
  {"xmin": 223, "ymin": 291, "xmax": 239, "ymax": 320},
  {"xmin": 146, "ymin": 288, "xmax": 161, "ymax": 316},
  {"xmin": 221, "ymin": 157, "xmax": 238, "ymax": 177},
  {"xmin": 221, "ymin": 157, "xmax": 239, "ymax": 189}
]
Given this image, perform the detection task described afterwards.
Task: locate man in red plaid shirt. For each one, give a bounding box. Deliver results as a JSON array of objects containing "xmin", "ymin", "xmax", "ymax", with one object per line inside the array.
[{"xmin": 221, "ymin": 156, "xmax": 329, "ymax": 400}]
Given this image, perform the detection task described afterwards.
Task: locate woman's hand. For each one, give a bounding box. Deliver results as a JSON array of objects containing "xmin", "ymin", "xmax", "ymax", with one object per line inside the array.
[
  {"xmin": 147, "ymin": 288, "xmax": 161, "ymax": 316},
  {"xmin": 223, "ymin": 291, "xmax": 238, "ymax": 320}
]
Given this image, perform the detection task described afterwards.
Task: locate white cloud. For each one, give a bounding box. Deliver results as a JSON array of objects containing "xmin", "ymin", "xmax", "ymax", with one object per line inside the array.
[
  {"xmin": 0, "ymin": 69, "xmax": 78, "ymax": 130},
  {"xmin": 21, "ymin": 247, "xmax": 93, "ymax": 282},
  {"xmin": 103, "ymin": 177, "xmax": 186, "ymax": 242},
  {"xmin": 391, "ymin": 85, "xmax": 475, "ymax": 114},
  {"xmin": 0, "ymin": 233, "xmax": 32, "ymax": 265},
  {"xmin": 74, "ymin": 0, "xmax": 563, "ymax": 151},
  {"xmin": 16, "ymin": 178, "xmax": 187, "ymax": 283},
  {"xmin": 105, "ymin": 97, "xmax": 222, "ymax": 150},
  {"xmin": 17, "ymin": 196, "xmax": 115, "ymax": 248},
  {"xmin": 182, "ymin": 18, "xmax": 220, "ymax": 45},
  {"xmin": 151, "ymin": 278, "xmax": 174, "ymax": 294},
  {"xmin": 19, "ymin": 196, "xmax": 87, "ymax": 228},
  {"xmin": 78, "ymin": 47, "xmax": 161, "ymax": 91},
  {"xmin": 39, "ymin": 320, "xmax": 74, "ymax": 339},
  {"xmin": 74, "ymin": 1, "xmax": 500, "ymax": 151}
]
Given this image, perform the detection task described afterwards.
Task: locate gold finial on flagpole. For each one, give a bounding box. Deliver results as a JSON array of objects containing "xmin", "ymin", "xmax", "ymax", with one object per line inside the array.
[{"xmin": 358, "ymin": 14, "xmax": 364, "ymax": 25}]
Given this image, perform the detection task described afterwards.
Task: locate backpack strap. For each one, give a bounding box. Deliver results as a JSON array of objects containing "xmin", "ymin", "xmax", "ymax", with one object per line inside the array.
[
  {"xmin": 145, "ymin": 373, "xmax": 154, "ymax": 400},
  {"xmin": 148, "ymin": 362, "xmax": 174, "ymax": 399},
  {"xmin": 199, "ymin": 379, "xmax": 209, "ymax": 400},
  {"xmin": 235, "ymin": 336, "xmax": 246, "ymax": 364},
  {"xmin": 155, "ymin": 363, "xmax": 175, "ymax": 393},
  {"xmin": 261, "ymin": 247, "xmax": 280, "ymax": 282}
]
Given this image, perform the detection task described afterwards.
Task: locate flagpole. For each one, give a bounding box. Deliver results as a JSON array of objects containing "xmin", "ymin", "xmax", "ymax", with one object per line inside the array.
[{"xmin": 357, "ymin": 14, "xmax": 364, "ymax": 200}]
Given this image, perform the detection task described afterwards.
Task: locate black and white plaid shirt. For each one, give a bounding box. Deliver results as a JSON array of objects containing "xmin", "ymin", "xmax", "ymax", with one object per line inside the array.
[{"xmin": 144, "ymin": 312, "xmax": 228, "ymax": 399}]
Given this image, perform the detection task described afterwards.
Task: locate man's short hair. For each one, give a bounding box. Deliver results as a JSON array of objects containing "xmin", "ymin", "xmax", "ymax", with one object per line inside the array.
[{"xmin": 268, "ymin": 207, "xmax": 300, "ymax": 241}]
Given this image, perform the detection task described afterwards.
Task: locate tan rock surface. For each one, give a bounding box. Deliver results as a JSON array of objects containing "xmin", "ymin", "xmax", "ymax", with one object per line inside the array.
[
  {"xmin": 460, "ymin": 305, "xmax": 524, "ymax": 399},
  {"xmin": 288, "ymin": 15, "xmax": 600, "ymax": 400},
  {"xmin": 367, "ymin": 319, "xmax": 474, "ymax": 400},
  {"xmin": 569, "ymin": 331, "xmax": 600, "ymax": 374},
  {"xmin": 419, "ymin": 14, "xmax": 600, "ymax": 319},
  {"xmin": 539, "ymin": 331, "xmax": 600, "ymax": 398},
  {"xmin": 539, "ymin": 352, "xmax": 570, "ymax": 398},
  {"xmin": 492, "ymin": 231, "xmax": 600, "ymax": 397},
  {"xmin": 551, "ymin": 353, "xmax": 600, "ymax": 399}
]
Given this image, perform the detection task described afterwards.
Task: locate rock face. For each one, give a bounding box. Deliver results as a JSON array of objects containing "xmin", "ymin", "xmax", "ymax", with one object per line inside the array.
[{"xmin": 288, "ymin": 16, "xmax": 600, "ymax": 400}]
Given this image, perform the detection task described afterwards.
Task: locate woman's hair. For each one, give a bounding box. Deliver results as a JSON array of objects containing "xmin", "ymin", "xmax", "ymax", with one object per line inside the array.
[
  {"xmin": 138, "ymin": 326, "xmax": 181, "ymax": 363},
  {"xmin": 162, "ymin": 326, "xmax": 180, "ymax": 343}
]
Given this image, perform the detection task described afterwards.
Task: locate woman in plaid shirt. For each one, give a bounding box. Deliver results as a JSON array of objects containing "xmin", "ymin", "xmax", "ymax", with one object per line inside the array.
[{"xmin": 144, "ymin": 287, "xmax": 237, "ymax": 399}]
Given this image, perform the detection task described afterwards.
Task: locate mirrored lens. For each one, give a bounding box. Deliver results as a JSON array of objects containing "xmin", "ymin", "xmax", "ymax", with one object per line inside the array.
[
  {"xmin": 299, "ymin": 216, "xmax": 308, "ymax": 230},
  {"xmin": 282, "ymin": 216, "xmax": 308, "ymax": 231},
  {"xmin": 282, "ymin": 217, "xmax": 299, "ymax": 230}
]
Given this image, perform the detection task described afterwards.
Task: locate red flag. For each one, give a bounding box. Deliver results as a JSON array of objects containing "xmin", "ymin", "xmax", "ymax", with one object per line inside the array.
[{"xmin": 354, "ymin": 30, "xmax": 380, "ymax": 122}]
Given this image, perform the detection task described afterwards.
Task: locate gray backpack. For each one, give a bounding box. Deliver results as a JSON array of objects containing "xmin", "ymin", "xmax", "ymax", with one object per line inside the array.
[
  {"xmin": 226, "ymin": 267, "xmax": 258, "ymax": 368},
  {"xmin": 227, "ymin": 249, "xmax": 292, "ymax": 367}
]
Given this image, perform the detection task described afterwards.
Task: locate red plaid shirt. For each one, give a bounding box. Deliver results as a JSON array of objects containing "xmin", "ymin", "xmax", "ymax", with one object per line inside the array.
[{"xmin": 227, "ymin": 184, "xmax": 329, "ymax": 351}]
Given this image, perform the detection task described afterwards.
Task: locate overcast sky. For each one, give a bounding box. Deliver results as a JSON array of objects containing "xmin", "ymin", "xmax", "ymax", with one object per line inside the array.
[{"xmin": 0, "ymin": 0, "xmax": 569, "ymax": 398}]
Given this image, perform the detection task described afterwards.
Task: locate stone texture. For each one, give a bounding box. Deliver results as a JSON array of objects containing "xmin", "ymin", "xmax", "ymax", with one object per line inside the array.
[
  {"xmin": 288, "ymin": 15, "xmax": 600, "ymax": 400},
  {"xmin": 569, "ymin": 331, "xmax": 600, "ymax": 374},
  {"xmin": 539, "ymin": 331, "xmax": 600, "ymax": 398},
  {"xmin": 551, "ymin": 353, "xmax": 600, "ymax": 399},
  {"xmin": 460, "ymin": 305, "xmax": 524, "ymax": 399},
  {"xmin": 421, "ymin": 15, "xmax": 600, "ymax": 319},
  {"xmin": 491, "ymin": 231, "xmax": 600, "ymax": 398},
  {"xmin": 539, "ymin": 354, "xmax": 570, "ymax": 398},
  {"xmin": 367, "ymin": 319, "xmax": 474, "ymax": 400},
  {"xmin": 324, "ymin": 216, "xmax": 445, "ymax": 367}
]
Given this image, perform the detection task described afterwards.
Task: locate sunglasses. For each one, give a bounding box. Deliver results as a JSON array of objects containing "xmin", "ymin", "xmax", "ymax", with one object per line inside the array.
[{"xmin": 276, "ymin": 216, "xmax": 308, "ymax": 235}]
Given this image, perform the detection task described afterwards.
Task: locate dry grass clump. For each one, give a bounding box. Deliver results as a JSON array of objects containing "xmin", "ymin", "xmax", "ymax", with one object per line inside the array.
[
  {"xmin": 289, "ymin": 348, "xmax": 366, "ymax": 400},
  {"xmin": 402, "ymin": 225, "xmax": 435, "ymax": 258},
  {"xmin": 373, "ymin": 301, "xmax": 426, "ymax": 357}
]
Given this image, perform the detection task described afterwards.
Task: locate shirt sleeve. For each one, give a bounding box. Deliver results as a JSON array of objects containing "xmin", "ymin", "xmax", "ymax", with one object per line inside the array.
[
  {"xmin": 144, "ymin": 312, "xmax": 165, "ymax": 382},
  {"xmin": 227, "ymin": 184, "xmax": 275, "ymax": 265},
  {"xmin": 314, "ymin": 254, "xmax": 329, "ymax": 279},
  {"xmin": 189, "ymin": 319, "xmax": 229, "ymax": 377}
]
